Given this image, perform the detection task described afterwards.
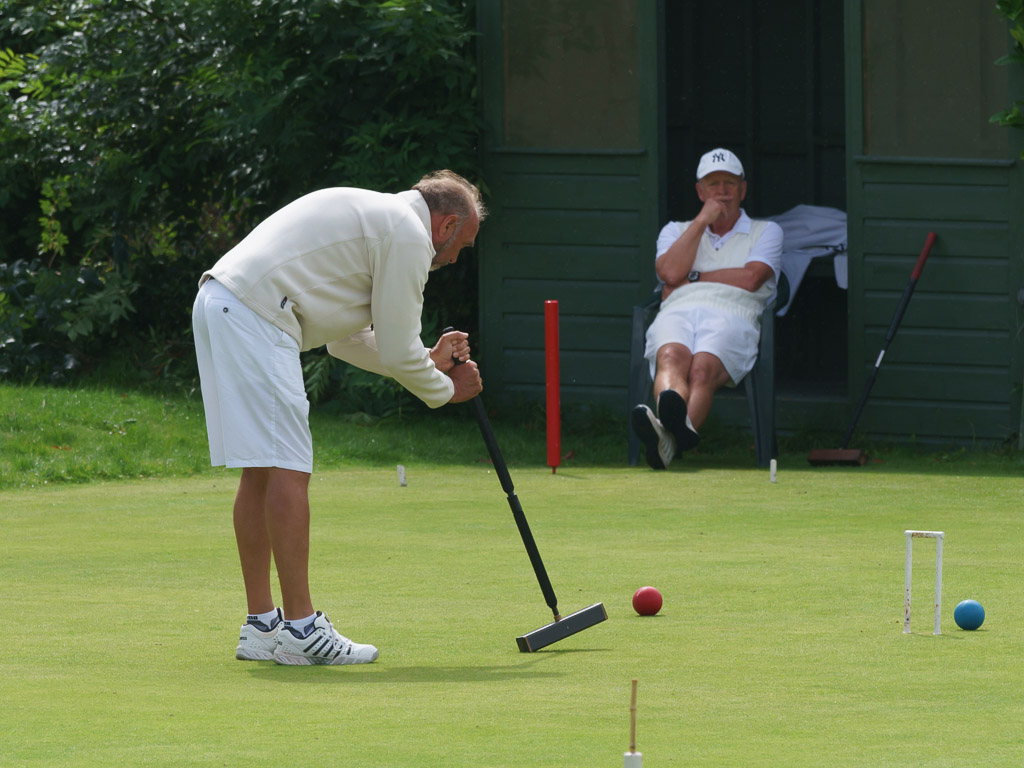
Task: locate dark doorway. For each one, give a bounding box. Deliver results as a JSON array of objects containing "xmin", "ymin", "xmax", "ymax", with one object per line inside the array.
[{"xmin": 662, "ymin": 0, "xmax": 847, "ymax": 395}]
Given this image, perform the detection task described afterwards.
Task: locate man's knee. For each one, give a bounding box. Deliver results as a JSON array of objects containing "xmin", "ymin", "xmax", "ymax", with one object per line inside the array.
[
  {"xmin": 690, "ymin": 355, "xmax": 728, "ymax": 390},
  {"xmin": 268, "ymin": 467, "xmax": 312, "ymax": 493},
  {"xmin": 655, "ymin": 343, "xmax": 692, "ymax": 373},
  {"xmin": 240, "ymin": 466, "xmax": 309, "ymax": 499},
  {"xmin": 239, "ymin": 466, "xmax": 271, "ymax": 492}
]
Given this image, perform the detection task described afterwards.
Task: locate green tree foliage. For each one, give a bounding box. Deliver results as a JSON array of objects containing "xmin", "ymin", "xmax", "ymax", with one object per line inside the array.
[
  {"xmin": 0, "ymin": 0, "xmax": 481, "ymax": 398},
  {"xmin": 992, "ymin": 0, "xmax": 1024, "ymax": 156}
]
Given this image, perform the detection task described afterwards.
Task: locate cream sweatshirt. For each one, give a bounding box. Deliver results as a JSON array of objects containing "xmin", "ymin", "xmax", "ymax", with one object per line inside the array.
[{"xmin": 200, "ymin": 188, "xmax": 455, "ymax": 408}]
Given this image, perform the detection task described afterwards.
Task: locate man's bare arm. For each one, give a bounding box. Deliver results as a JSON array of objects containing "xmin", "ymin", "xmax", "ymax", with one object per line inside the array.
[{"xmin": 656, "ymin": 199, "xmax": 727, "ymax": 289}]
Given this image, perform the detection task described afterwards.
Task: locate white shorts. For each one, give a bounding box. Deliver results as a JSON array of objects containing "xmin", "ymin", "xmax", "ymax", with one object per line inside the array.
[
  {"xmin": 192, "ymin": 279, "xmax": 313, "ymax": 473},
  {"xmin": 644, "ymin": 304, "xmax": 760, "ymax": 386}
]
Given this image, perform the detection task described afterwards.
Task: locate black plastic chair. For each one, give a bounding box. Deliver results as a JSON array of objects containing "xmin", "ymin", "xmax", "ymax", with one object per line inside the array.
[{"xmin": 627, "ymin": 274, "xmax": 789, "ymax": 468}]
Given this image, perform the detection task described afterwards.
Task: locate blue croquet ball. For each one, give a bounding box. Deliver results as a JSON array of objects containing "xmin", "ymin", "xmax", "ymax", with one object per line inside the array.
[{"xmin": 954, "ymin": 599, "xmax": 985, "ymax": 631}]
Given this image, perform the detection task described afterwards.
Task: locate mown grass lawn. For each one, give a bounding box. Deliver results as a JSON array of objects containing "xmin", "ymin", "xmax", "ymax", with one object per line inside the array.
[{"xmin": 3, "ymin": 451, "xmax": 1022, "ymax": 767}]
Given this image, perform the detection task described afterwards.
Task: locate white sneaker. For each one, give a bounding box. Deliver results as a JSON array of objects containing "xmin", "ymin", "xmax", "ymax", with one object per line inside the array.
[
  {"xmin": 236, "ymin": 608, "xmax": 283, "ymax": 661},
  {"xmin": 273, "ymin": 611, "xmax": 380, "ymax": 666},
  {"xmin": 631, "ymin": 404, "xmax": 676, "ymax": 470}
]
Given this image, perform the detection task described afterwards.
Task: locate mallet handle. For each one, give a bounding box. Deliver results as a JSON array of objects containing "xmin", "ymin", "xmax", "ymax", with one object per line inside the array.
[
  {"xmin": 469, "ymin": 395, "xmax": 561, "ymax": 620},
  {"xmin": 444, "ymin": 329, "xmax": 562, "ymax": 621}
]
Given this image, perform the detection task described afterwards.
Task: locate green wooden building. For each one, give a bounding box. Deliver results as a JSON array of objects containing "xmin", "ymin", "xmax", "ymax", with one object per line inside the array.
[{"xmin": 475, "ymin": 0, "xmax": 1024, "ymax": 445}]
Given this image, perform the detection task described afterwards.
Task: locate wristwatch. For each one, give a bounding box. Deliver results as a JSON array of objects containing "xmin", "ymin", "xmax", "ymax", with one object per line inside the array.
[{"xmin": 688, "ymin": 270, "xmax": 700, "ymax": 282}]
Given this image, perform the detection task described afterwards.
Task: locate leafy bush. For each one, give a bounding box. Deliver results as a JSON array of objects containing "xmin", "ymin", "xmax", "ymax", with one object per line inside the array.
[
  {"xmin": 0, "ymin": 258, "xmax": 138, "ymax": 383},
  {"xmin": 992, "ymin": 0, "xmax": 1024, "ymax": 157},
  {"xmin": 0, "ymin": 0, "xmax": 482, "ymax": 403}
]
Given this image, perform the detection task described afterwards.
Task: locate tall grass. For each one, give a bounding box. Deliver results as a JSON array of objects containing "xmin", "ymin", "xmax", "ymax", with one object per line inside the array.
[
  {"xmin": 2, "ymin": 384, "xmax": 1021, "ymax": 491},
  {"xmin": 0, "ymin": 384, "xmax": 628, "ymax": 489},
  {"xmin": 0, "ymin": 385, "xmax": 211, "ymax": 488}
]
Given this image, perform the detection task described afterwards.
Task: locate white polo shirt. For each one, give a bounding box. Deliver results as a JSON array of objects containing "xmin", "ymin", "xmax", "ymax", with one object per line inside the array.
[{"xmin": 202, "ymin": 188, "xmax": 454, "ymax": 408}]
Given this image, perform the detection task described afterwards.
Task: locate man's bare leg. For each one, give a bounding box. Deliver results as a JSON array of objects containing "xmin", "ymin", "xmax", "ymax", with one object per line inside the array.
[
  {"xmin": 234, "ymin": 467, "xmax": 275, "ymax": 615},
  {"xmin": 684, "ymin": 352, "xmax": 731, "ymax": 430},
  {"xmin": 265, "ymin": 468, "xmax": 314, "ymax": 620},
  {"xmin": 234, "ymin": 466, "xmax": 315, "ymax": 620},
  {"xmin": 650, "ymin": 345, "xmax": 728, "ymax": 452},
  {"xmin": 653, "ymin": 343, "xmax": 693, "ymax": 403}
]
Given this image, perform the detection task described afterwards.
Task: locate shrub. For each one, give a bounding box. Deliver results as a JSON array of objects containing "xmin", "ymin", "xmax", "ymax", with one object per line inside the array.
[
  {"xmin": 0, "ymin": 0, "xmax": 482, "ymax": 401},
  {"xmin": 0, "ymin": 258, "xmax": 137, "ymax": 383},
  {"xmin": 991, "ymin": 0, "xmax": 1024, "ymax": 157}
]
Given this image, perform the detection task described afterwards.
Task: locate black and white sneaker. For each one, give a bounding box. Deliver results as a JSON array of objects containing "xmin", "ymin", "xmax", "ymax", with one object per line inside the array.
[
  {"xmin": 631, "ymin": 404, "xmax": 676, "ymax": 470},
  {"xmin": 273, "ymin": 611, "xmax": 379, "ymax": 666},
  {"xmin": 236, "ymin": 608, "xmax": 283, "ymax": 661},
  {"xmin": 658, "ymin": 389, "xmax": 700, "ymax": 451}
]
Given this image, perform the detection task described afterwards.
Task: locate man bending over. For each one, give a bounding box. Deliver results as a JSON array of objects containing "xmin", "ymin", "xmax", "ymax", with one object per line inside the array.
[{"xmin": 193, "ymin": 171, "xmax": 485, "ymax": 664}]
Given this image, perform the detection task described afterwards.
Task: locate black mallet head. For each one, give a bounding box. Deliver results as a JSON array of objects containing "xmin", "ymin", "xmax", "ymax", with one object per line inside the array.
[{"xmin": 516, "ymin": 603, "xmax": 608, "ymax": 652}]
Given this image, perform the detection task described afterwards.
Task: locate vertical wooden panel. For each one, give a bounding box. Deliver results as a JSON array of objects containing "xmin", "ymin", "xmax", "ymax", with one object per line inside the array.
[
  {"xmin": 844, "ymin": 0, "xmax": 1023, "ymax": 443},
  {"xmin": 477, "ymin": 0, "xmax": 663, "ymax": 410}
]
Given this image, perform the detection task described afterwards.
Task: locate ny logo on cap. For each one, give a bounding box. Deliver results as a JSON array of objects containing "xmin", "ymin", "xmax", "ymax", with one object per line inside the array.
[{"xmin": 712, "ymin": 152, "xmax": 726, "ymax": 163}]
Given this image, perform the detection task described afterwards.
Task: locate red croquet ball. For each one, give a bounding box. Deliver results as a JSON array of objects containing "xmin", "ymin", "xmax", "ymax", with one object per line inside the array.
[{"xmin": 632, "ymin": 586, "xmax": 663, "ymax": 616}]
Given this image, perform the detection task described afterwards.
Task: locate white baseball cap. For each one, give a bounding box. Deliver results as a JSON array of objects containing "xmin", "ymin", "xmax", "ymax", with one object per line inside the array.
[{"xmin": 696, "ymin": 148, "xmax": 744, "ymax": 180}]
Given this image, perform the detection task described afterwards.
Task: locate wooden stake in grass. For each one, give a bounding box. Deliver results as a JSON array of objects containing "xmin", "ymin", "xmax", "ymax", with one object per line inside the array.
[{"xmin": 624, "ymin": 679, "xmax": 642, "ymax": 767}]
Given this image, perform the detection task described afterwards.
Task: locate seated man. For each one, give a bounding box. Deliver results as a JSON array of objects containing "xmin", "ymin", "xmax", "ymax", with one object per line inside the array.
[{"xmin": 631, "ymin": 148, "xmax": 783, "ymax": 469}]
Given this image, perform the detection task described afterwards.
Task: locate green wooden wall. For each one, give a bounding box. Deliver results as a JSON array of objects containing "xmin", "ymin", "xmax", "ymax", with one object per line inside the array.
[
  {"xmin": 476, "ymin": 0, "xmax": 1023, "ymax": 444},
  {"xmin": 476, "ymin": 1, "xmax": 663, "ymax": 409},
  {"xmin": 844, "ymin": 1, "xmax": 1024, "ymax": 443}
]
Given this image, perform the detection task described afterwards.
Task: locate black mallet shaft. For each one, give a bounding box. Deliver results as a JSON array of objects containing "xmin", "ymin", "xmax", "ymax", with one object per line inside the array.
[
  {"xmin": 468, "ymin": 394, "xmax": 560, "ymax": 619},
  {"xmin": 444, "ymin": 328, "xmax": 607, "ymax": 651}
]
